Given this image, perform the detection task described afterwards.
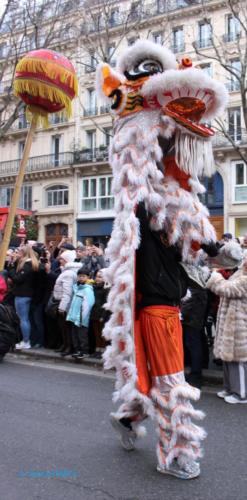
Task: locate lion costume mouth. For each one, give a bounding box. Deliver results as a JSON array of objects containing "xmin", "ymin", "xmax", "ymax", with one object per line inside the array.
[{"xmin": 163, "ymin": 96, "xmax": 214, "ymax": 138}]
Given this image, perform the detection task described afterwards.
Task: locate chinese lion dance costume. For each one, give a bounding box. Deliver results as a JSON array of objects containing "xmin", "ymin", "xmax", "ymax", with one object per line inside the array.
[{"xmin": 95, "ymin": 40, "xmax": 231, "ymax": 478}]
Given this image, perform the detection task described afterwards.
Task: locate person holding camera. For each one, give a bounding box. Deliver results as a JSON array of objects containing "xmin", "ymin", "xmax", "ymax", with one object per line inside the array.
[{"xmin": 83, "ymin": 245, "xmax": 106, "ymax": 279}]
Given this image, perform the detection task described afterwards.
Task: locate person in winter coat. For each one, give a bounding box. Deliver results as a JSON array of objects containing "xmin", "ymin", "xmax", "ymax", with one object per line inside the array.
[
  {"xmin": 66, "ymin": 267, "xmax": 95, "ymax": 359},
  {"xmin": 83, "ymin": 245, "xmax": 106, "ymax": 279},
  {"xmin": 8, "ymin": 245, "xmax": 39, "ymax": 349},
  {"xmin": 89, "ymin": 270, "xmax": 109, "ymax": 357},
  {"xmin": 181, "ymin": 264, "xmax": 210, "ymax": 389},
  {"xmin": 53, "ymin": 250, "xmax": 81, "ymax": 356},
  {"xmin": 30, "ymin": 246, "xmax": 50, "ymax": 348},
  {"xmin": 206, "ymin": 252, "xmax": 247, "ymax": 404}
]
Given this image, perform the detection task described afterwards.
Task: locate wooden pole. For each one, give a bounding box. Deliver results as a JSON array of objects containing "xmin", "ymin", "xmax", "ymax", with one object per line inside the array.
[{"xmin": 0, "ymin": 115, "xmax": 37, "ymax": 270}]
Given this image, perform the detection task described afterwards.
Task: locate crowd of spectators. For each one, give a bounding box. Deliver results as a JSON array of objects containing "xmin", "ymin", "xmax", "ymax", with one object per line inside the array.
[{"xmin": 1, "ymin": 237, "xmax": 109, "ymax": 359}]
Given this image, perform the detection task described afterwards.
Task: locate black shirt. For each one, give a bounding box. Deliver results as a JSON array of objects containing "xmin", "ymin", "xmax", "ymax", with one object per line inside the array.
[{"xmin": 136, "ymin": 204, "xmax": 188, "ymax": 308}]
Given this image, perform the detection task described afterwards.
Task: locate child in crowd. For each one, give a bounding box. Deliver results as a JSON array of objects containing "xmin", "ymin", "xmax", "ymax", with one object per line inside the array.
[
  {"xmin": 66, "ymin": 267, "xmax": 95, "ymax": 360},
  {"xmin": 90, "ymin": 270, "xmax": 109, "ymax": 358}
]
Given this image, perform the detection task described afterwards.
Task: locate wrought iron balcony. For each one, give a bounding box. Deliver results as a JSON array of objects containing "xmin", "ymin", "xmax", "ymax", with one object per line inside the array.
[
  {"xmin": 223, "ymin": 32, "xmax": 241, "ymax": 43},
  {"xmin": 194, "ymin": 37, "xmax": 213, "ymax": 49},
  {"xmin": 100, "ymin": 105, "xmax": 111, "ymax": 114},
  {"xmin": 83, "ymin": 107, "xmax": 98, "ymax": 117},
  {"xmin": 170, "ymin": 43, "xmax": 185, "ymax": 53},
  {"xmin": 212, "ymin": 131, "xmax": 247, "ymax": 148},
  {"xmin": 0, "ymin": 152, "xmax": 74, "ymax": 177},
  {"xmin": 74, "ymin": 147, "xmax": 109, "ymax": 164}
]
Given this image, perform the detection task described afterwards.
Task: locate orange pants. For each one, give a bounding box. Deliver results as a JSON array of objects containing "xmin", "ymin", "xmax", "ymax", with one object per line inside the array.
[{"xmin": 135, "ymin": 305, "xmax": 184, "ymax": 395}]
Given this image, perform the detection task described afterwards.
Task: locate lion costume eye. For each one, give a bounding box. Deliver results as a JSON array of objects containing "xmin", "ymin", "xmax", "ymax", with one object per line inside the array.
[{"xmin": 125, "ymin": 59, "xmax": 163, "ymax": 80}]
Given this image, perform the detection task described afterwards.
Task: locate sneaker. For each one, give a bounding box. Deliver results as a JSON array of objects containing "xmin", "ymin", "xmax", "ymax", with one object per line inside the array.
[
  {"xmin": 15, "ymin": 341, "xmax": 25, "ymax": 350},
  {"xmin": 72, "ymin": 352, "xmax": 81, "ymax": 358},
  {"xmin": 110, "ymin": 413, "xmax": 137, "ymax": 451},
  {"xmin": 22, "ymin": 341, "xmax": 31, "ymax": 349},
  {"xmin": 224, "ymin": 394, "xmax": 247, "ymax": 404},
  {"xmin": 76, "ymin": 352, "xmax": 85, "ymax": 360},
  {"xmin": 157, "ymin": 460, "xmax": 200, "ymax": 480},
  {"xmin": 217, "ymin": 390, "xmax": 231, "ymax": 399}
]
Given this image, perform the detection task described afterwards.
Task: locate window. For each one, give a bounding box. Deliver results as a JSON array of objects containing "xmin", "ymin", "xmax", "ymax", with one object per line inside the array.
[
  {"xmin": 172, "ymin": 27, "xmax": 184, "ymax": 52},
  {"xmin": 86, "ymin": 53, "xmax": 96, "ymax": 73},
  {"xmin": 46, "ymin": 185, "xmax": 69, "ymax": 207},
  {"xmin": 153, "ymin": 32, "xmax": 163, "ymax": 45},
  {"xmin": 198, "ymin": 21, "xmax": 212, "ymax": 48},
  {"xmin": 228, "ymin": 59, "xmax": 241, "ymax": 92},
  {"xmin": 81, "ymin": 176, "xmax": 114, "ymax": 212},
  {"xmin": 226, "ymin": 14, "xmax": 240, "ymax": 42},
  {"xmin": 228, "ymin": 107, "xmax": 241, "ymax": 142},
  {"xmin": 130, "ymin": 2, "xmax": 141, "ymax": 21},
  {"xmin": 86, "ymin": 89, "xmax": 97, "ymax": 115},
  {"xmin": 103, "ymin": 127, "xmax": 113, "ymax": 147},
  {"xmin": 52, "ymin": 135, "xmax": 61, "ymax": 166},
  {"xmin": 0, "ymin": 43, "xmax": 9, "ymax": 58},
  {"xmin": 156, "ymin": 0, "xmax": 166, "ymax": 13},
  {"xmin": 86, "ymin": 130, "xmax": 96, "ymax": 150},
  {"xmin": 18, "ymin": 141, "xmax": 25, "ymax": 158},
  {"xmin": 107, "ymin": 45, "xmax": 116, "ymax": 66},
  {"xmin": 18, "ymin": 113, "xmax": 28, "ymax": 129},
  {"xmin": 0, "ymin": 185, "xmax": 32, "ymax": 210},
  {"xmin": 233, "ymin": 161, "xmax": 247, "ymax": 202},
  {"xmin": 109, "ymin": 9, "xmax": 119, "ymax": 27}
]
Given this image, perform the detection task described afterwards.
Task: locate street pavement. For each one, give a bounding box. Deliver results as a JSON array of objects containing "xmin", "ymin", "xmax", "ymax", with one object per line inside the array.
[{"xmin": 0, "ymin": 357, "xmax": 246, "ymax": 500}]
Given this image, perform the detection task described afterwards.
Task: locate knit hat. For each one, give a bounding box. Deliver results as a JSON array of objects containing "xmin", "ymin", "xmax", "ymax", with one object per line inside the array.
[
  {"xmin": 77, "ymin": 266, "xmax": 90, "ymax": 276},
  {"xmin": 60, "ymin": 250, "xmax": 76, "ymax": 263}
]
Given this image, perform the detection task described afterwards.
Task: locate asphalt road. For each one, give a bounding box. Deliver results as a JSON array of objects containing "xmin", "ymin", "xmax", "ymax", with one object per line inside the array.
[{"xmin": 0, "ymin": 357, "xmax": 246, "ymax": 500}]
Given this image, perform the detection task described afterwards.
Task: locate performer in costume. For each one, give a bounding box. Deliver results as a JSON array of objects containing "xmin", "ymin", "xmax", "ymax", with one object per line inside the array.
[{"xmin": 95, "ymin": 40, "xmax": 242, "ymax": 479}]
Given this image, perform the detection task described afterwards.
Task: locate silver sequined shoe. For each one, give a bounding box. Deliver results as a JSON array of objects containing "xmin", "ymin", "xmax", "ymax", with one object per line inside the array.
[
  {"xmin": 157, "ymin": 460, "xmax": 200, "ymax": 479},
  {"xmin": 110, "ymin": 413, "xmax": 137, "ymax": 451}
]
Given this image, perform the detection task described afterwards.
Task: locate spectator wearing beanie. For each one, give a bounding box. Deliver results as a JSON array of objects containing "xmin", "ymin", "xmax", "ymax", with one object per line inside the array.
[
  {"xmin": 53, "ymin": 250, "xmax": 81, "ymax": 355},
  {"xmin": 66, "ymin": 266, "xmax": 95, "ymax": 359}
]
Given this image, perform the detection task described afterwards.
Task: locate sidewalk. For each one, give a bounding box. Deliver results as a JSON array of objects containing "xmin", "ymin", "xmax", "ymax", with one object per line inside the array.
[{"xmin": 7, "ymin": 347, "xmax": 224, "ymax": 386}]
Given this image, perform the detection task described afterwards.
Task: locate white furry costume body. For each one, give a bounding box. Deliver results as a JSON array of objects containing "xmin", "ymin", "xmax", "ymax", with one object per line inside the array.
[{"xmin": 96, "ymin": 40, "xmax": 228, "ymax": 469}]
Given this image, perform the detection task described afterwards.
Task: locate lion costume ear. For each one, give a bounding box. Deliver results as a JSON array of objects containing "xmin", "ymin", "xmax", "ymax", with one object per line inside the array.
[{"xmin": 95, "ymin": 62, "xmax": 124, "ymax": 102}]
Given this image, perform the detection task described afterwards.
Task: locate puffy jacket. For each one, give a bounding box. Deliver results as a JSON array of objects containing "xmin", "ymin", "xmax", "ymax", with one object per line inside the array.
[
  {"xmin": 0, "ymin": 304, "xmax": 21, "ymax": 356},
  {"xmin": 53, "ymin": 262, "xmax": 82, "ymax": 312}
]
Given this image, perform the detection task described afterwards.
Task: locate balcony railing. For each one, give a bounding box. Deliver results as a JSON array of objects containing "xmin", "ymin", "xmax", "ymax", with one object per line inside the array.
[
  {"xmin": 83, "ymin": 105, "xmax": 111, "ymax": 117},
  {"xmin": 171, "ymin": 43, "xmax": 185, "ymax": 53},
  {"xmin": 85, "ymin": 64, "xmax": 96, "ymax": 73},
  {"xmin": 82, "ymin": 0, "xmax": 210, "ymax": 34},
  {"xmin": 223, "ymin": 32, "xmax": 241, "ymax": 43},
  {"xmin": 83, "ymin": 107, "xmax": 98, "ymax": 117},
  {"xmin": 226, "ymin": 80, "xmax": 241, "ymax": 92},
  {"xmin": 195, "ymin": 37, "xmax": 213, "ymax": 49},
  {"xmin": 74, "ymin": 147, "xmax": 109, "ymax": 164},
  {"xmin": 213, "ymin": 131, "xmax": 247, "ymax": 148},
  {"xmin": 100, "ymin": 104, "xmax": 111, "ymax": 114},
  {"xmin": 0, "ymin": 152, "xmax": 74, "ymax": 177}
]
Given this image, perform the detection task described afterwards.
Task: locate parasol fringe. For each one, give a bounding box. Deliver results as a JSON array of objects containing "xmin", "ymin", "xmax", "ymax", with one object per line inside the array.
[
  {"xmin": 15, "ymin": 57, "xmax": 78, "ymax": 95},
  {"xmin": 14, "ymin": 79, "xmax": 73, "ymax": 121}
]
